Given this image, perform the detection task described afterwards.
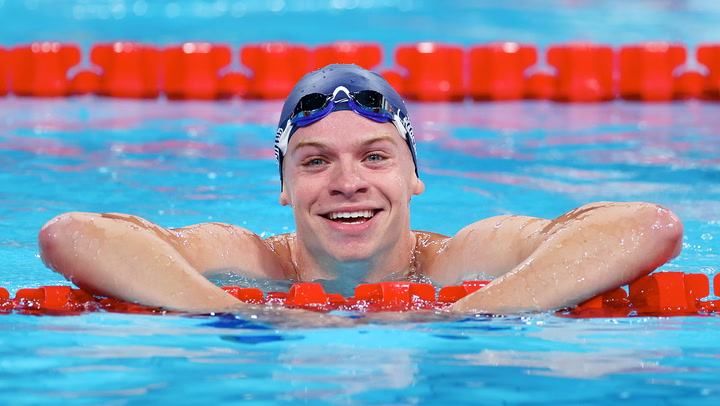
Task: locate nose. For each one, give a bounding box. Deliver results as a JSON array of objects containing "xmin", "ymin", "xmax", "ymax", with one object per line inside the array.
[{"xmin": 329, "ymin": 160, "xmax": 369, "ymax": 197}]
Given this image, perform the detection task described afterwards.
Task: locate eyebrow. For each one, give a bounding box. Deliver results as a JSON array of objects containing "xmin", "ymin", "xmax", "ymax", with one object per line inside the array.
[{"xmin": 290, "ymin": 133, "xmax": 399, "ymax": 155}]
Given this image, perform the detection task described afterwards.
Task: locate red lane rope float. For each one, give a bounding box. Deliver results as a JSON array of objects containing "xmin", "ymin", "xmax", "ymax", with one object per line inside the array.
[
  {"xmin": 163, "ymin": 42, "xmax": 233, "ymax": 100},
  {"xmin": 698, "ymin": 44, "xmax": 720, "ymax": 99},
  {"xmin": 390, "ymin": 42, "xmax": 466, "ymax": 102},
  {"xmin": 10, "ymin": 42, "xmax": 81, "ymax": 97},
  {"xmin": 4, "ymin": 40, "xmax": 720, "ymax": 101},
  {"xmin": 0, "ymin": 47, "xmax": 9, "ymax": 96},
  {"xmin": 1, "ymin": 272, "xmax": 719, "ymax": 317},
  {"xmin": 468, "ymin": 42, "xmax": 538, "ymax": 101},
  {"xmin": 547, "ymin": 42, "xmax": 615, "ymax": 102},
  {"xmin": 90, "ymin": 42, "xmax": 161, "ymax": 98},
  {"xmin": 240, "ymin": 42, "xmax": 311, "ymax": 100},
  {"xmin": 620, "ymin": 42, "xmax": 687, "ymax": 101}
]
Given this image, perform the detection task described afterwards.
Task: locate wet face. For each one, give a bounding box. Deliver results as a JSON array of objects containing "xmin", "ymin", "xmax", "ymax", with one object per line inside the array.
[{"xmin": 279, "ymin": 110, "xmax": 425, "ymax": 264}]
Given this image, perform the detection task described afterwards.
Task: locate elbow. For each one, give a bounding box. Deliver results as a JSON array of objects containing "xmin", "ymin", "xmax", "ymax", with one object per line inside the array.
[
  {"xmin": 632, "ymin": 202, "xmax": 684, "ymax": 269},
  {"xmin": 648, "ymin": 203, "xmax": 683, "ymax": 260},
  {"xmin": 38, "ymin": 212, "xmax": 93, "ymax": 275},
  {"xmin": 38, "ymin": 213, "xmax": 66, "ymax": 271}
]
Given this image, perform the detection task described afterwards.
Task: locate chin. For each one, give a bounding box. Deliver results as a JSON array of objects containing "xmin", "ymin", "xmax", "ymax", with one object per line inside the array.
[
  {"xmin": 324, "ymin": 241, "xmax": 379, "ymax": 263},
  {"xmin": 329, "ymin": 249, "xmax": 374, "ymax": 263}
]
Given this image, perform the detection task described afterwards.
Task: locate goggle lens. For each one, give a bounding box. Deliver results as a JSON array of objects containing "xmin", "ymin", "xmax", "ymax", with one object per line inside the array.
[
  {"xmin": 292, "ymin": 93, "xmax": 333, "ymax": 119},
  {"xmin": 353, "ymin": 90, "xmax": 391, "ymax": 114},
  {"xmin": 289, "ymin": 88, "xmax": 393, "ymax": 127}
]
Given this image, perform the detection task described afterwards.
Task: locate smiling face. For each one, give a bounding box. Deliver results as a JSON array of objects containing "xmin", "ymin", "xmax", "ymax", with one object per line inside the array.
[{"xmin": 279, "ymin": 111, "xmax": 424, "ymax": 276}]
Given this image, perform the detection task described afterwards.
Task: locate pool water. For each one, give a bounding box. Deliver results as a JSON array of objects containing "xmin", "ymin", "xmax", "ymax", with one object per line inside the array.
[
  {"xmin": 4, "ymin": 312, "xmax": 720, "ymax": 405},
  {"xmin": 2, "ymin": 1, "xmax": 720, "ymax": 405},
  {"xmin": 3, "ymin": 96, "xmax": 720, "ymax": 406}
]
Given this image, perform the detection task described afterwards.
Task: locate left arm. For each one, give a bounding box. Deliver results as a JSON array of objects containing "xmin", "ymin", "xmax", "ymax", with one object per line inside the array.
[{"xmin": 433, "ymin": 202, "xmax": 683, "ymax": 313}]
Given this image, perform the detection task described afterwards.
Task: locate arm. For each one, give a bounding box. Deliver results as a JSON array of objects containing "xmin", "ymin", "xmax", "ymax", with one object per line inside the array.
[
  {"xmin": 38, "ymin": 212, "xmax": 287, "ymax": 311},
  {"xmin": 433, "ymin": 202, "xmax": 683, "ymax": 313}
]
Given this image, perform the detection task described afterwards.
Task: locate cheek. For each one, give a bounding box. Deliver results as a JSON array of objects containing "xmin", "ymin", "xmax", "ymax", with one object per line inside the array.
[
  {"xmin": 280, "ymin": 176, "xmax": 322, "ymax": 208},
  {"xmin": 375, "ymin": 174, "xmax": 416, "ymax": 202}
]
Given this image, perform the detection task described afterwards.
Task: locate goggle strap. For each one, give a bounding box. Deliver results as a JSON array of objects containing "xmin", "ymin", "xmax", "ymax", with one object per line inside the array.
[{"xmin": 276, "ymin": 119, "xmax": 292, "ymax": 158}]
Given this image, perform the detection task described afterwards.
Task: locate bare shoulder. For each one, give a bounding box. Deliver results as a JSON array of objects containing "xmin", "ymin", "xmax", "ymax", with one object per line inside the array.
[
  {"xmin": 166, "ymin": 221, "xmax": 293, "ymax": 279},
  {"xmin": 419, "ymin": 215, "xmax": 550, "ymax": 285},
  {"xmin": 262, "ymin": 233, "xmax": 296, "ymax": 273}
]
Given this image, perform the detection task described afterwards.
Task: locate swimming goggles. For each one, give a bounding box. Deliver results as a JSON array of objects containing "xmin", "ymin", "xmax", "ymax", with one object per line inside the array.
[{"xmin": 274, "ymin": 85, "xmax": 417, "ymax": 170}]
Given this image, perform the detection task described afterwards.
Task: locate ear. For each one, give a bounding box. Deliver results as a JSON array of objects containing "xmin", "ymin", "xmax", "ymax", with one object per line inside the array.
[
  {"xmin": 279, "ymin": 186, "xmax": 290, "ymax": 206},
  {"xmin": 412, "ymin": 176, "xmax": 425, "ymax": 196}
]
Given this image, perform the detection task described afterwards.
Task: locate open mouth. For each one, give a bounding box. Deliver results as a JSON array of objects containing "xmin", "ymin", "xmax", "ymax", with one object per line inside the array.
[{"xmin": 323, "ymin": 209, "xmax": 380, "ymax": 224}]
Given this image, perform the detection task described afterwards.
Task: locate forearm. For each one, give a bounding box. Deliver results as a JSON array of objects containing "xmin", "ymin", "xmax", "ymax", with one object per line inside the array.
[
  {"xmin": 38, "ymin": 212, "xmax": 241, "ymax": 311},
  {"xmin": 451, "ymin": 202, "xmax": 683, "ymax": 313}
]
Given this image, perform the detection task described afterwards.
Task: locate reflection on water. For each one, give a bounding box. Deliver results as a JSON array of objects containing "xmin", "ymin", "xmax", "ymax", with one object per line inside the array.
[{"xmin": 454, "ymin": 348, "xmax": 675, "ymax": 378}]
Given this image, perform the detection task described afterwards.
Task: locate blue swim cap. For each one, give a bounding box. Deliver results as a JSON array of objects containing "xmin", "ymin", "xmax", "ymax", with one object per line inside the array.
[{"xmin": 275, "ymin": 64, "xmax": 417, "ymax": 181}]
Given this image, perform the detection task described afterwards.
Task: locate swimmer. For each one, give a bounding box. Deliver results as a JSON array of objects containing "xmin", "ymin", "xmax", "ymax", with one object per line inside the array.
[{"xmin": 37, "ymin": 64, "xmax": 684, "ymax": 314}]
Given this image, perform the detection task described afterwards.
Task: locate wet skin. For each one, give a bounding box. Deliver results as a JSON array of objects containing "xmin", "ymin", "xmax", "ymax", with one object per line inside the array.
[{"xmin": 38, "ymin": 111, "xmax": 684, "ymax": 314}]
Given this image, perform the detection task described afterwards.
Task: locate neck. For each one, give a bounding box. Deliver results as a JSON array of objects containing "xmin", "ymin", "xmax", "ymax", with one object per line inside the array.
[{"xmin": 290, "ymin": 231, "xmax": 418, "ymax": 284}]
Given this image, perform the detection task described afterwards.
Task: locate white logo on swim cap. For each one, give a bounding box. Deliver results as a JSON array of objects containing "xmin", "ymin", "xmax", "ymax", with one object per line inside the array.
[
  {"xmin": 402, "ymin": 116, "xmax": 414, "ymax": 140},
  {"xmin": 274, "ymin": 127, "xmax": 285, "ymax": 164}
]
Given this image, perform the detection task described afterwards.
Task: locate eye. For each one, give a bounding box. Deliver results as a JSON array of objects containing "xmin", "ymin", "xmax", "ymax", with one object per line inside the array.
[
  {"xmin": 366, "ymin": 153, "xmax": 384, "ymax": 162},
  {"xmin": 303, "ymin": 157, "xmax": 326, "ymax": 167}
]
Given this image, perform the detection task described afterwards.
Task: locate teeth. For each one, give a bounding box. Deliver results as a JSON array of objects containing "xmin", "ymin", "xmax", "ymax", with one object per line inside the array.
[{"xmin": 329, "ymin": 210, "xmax": 375, "ymax": 220}]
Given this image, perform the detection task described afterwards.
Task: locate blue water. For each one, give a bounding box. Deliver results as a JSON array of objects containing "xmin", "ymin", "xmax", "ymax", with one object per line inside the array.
[
  {"xmin": 3, "ymin": 312, "xmax": 720, "ymax": 405},
  {"xmin": 2, "ymin": 97, "xmax": 720, "ymax": 405},
  {"xmin": 4, "ymin": 0, "xmax": 720, "ymax": 51},
  {"xmin": 2, "ymin": 0, "xmax": 720, "ymax": 405}
]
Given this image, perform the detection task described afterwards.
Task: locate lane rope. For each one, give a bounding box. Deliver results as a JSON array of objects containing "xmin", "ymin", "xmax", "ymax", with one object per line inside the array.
[
  {"xmin": 2, "ymin": 272, "xmax": 718, "ymax": 317},
  {"xmin": 0, "ymin": 41, "xmax": 716, "ymax": 101}
]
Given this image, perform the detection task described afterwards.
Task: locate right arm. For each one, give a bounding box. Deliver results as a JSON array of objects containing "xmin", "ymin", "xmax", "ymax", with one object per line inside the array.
[{"xmin": 38, "ymin": 212, "xmax": 287, "ymax": 311}]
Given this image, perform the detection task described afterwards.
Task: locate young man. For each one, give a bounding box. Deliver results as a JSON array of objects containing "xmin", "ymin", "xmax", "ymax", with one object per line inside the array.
[{"xmin": 38, "ymin": 64, "xmax": 684, "ymax": 314}]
